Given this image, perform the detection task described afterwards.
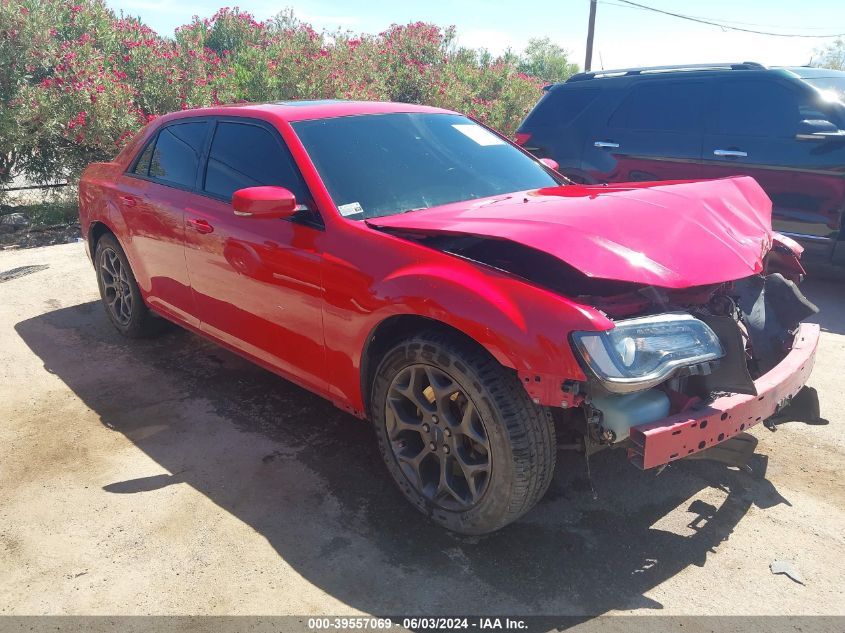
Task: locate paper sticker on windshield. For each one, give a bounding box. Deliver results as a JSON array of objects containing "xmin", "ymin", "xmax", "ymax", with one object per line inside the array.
[
  {"xmin": 338, "ymin": 202, "xmax": 364, "ymax": 217},
  {"xmin": 452, "ymin": 124, "xmax": 505, "ymax": 146}
]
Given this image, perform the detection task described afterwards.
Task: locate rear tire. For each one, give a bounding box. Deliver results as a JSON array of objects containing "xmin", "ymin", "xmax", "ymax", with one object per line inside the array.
[
  {"xmin": 94, "ymin": 233, "xmax": 163, "ymax": 338},
  {"xmin": 370, "ymin": 331, "xmax": 556, "ymax": 534}
]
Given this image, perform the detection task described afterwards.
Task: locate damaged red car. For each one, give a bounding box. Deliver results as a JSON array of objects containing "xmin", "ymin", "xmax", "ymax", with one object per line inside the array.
[{"xmin": 79, "ymin": 101, "xmax": 820, "ymax": 534}]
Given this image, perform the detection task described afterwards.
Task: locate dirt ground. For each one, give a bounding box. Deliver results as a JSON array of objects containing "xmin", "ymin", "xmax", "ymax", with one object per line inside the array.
[{"xmin": 1, "ymin": 242, "xmax": 844, "ymax": 621}]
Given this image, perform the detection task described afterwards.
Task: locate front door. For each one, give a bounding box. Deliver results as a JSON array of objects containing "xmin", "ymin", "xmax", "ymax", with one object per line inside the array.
[
  {"xmin": 700, "ymin": 78, "xmax": 845, "ymax": 243},
  {"xmin": 183, "ymin": 118, "xmax": 328, "ymax": 393}
]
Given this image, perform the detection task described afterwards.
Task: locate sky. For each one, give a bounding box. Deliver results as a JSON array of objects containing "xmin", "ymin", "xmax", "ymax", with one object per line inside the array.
[{"xmin": 104, "ymin": 0, "xmax": 845, "ymax": 69}]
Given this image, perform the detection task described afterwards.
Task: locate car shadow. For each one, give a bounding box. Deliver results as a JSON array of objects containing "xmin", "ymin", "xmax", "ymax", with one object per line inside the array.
[{"xmin": 15, "ymin": 302, "xmax": 792, "ymax": 618}]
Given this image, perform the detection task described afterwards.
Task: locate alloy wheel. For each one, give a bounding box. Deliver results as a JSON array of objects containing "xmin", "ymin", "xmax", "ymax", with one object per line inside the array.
[
  {"xmin": 385, "ymin": 364, "xmax": 492, "ymax": 510},
  {"xmin": 99, "ymin": 247, "xmax": 133, "ymax": 326}
]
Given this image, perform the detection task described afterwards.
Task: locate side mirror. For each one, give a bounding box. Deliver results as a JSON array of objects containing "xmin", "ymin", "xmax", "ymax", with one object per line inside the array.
[
  {"xmin": 232, "ymin": 186, "xmax": 298, "ymax": 219},
  {"xmin": 539, "ymin": 157, "xmax": 560, "ymax": 171},
  {"xmin": 796, "ymin": 118, "xmax": 845, "ymax": 140}
]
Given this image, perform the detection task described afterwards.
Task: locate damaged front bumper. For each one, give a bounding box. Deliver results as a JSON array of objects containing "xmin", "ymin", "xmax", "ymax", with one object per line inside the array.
[{"xmin": 628, "ymin": 323, "xmax": 820, "ymax": 470}]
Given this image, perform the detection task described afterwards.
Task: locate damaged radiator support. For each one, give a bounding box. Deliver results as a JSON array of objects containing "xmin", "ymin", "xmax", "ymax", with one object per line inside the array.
[
  {"xmin": 691, "ymin": 273, "xmax": 818, "ymax": 397},
  {"xmin": 694, "ymin": 312, "xmax": 757, "ymax": 396},
  {"xmin": 626, "ymin": 270, "xmax": 820, "ymax": 471},
  {"xmin": 627, "ymin": 322, "xmax": 819, "ymax": 469},
  {"xmin": 734, "ymin": 273, "xmax": 819, "ymax": 376}
]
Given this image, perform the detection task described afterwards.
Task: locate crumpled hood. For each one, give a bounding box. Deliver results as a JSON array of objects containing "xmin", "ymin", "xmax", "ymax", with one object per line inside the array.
[{"xmin": 367, "ymin": 176, "xmax": 773, "ymax": 289}]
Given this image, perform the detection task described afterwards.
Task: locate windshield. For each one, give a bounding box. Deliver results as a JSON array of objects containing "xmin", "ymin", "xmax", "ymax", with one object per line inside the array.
[
  {"xmin": 291, "ymin": 113, "xmax": 562, "ymax": 220},
  {"xmin": 804, "ymin": 76, "xmax": 845, "ymax": 103}
]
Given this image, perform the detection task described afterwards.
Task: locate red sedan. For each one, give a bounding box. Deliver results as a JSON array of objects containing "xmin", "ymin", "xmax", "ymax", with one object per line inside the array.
[{"xmin": 79, "ymin": 100, "xmax": 820, "ymax": 534}]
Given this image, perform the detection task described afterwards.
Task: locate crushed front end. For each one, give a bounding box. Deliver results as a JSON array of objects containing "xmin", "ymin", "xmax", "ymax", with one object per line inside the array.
[{"xmin": 569, "ymin": 271, "xmax": 820, "ymax": 470}]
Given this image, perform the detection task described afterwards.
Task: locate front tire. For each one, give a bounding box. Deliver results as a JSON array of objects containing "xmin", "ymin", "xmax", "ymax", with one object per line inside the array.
[
  {"xmin": 371, "ymin": 331, "xmax": 556, "ymax": 534},
  {"xmin": 94, "ymin": 233, "xmax": 162, "ymax": 338}
]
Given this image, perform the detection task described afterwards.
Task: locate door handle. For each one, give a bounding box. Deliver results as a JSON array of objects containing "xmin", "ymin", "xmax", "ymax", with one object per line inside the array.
[
  {"xmin": 119, "ymin": 195, "xmax": 137, "ymax": 207},
  {"xmin": 187, "ymin": 218, "xmax": 214, "ymax": 234},
  {"xmin": 594, "ymin": 141, "xmax": 620, "ymax": 149},
  {"xmin": 713, "ymin": 149, "xmax": 748, "ymax": 158}
]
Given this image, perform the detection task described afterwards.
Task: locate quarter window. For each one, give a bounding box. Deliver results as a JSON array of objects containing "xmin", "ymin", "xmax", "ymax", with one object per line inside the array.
[
  {"xmin": 131, "ymin": 139, "xmax": 155, "ymax": 176},
  {"xmin": 525, "ymin": 88, "xmax": 600, "ymax": 128},
  {"xmin": 147, "ymin": 121, "xmax": 208, "ymax": 187},
  {"xmin": 203, "ymin": 122, "xmax": 308, "ymax": 202},
  {"xmin": 609, "ymin": 82, "xmax": 706, "ymax": 132}
]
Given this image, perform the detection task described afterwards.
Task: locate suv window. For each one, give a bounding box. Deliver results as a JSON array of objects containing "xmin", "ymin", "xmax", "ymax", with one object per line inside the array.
[
  {"xmin": 147, "ymin": 121, "xmax": 208, "ymax": 187},
  {"xmin": 716, "ymin": 80, "xmax": 798, "ymax": 137},
  {"xmin": 203, "ymin": 121, "xmax": 308, "ymax": 202},
  {"xmin": 525, "ymin": 88, "xmax": 600, "ymax": 128},
  {"xmin": 609, "ymin": 81, "xmax": 706, "ymax": 132}
]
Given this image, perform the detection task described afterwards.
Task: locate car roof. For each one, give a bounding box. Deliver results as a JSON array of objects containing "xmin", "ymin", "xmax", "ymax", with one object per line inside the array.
[
  {"xmin": 547, "ymin": 62, "xmax": 840, "ymax": 91},
  {"xmin": 780, "ymin": 66, "xmax": 845, "ymax": 79},
  {"xmin": 154, "ymin": 99, "xmax": 454, "ymax": 125}
]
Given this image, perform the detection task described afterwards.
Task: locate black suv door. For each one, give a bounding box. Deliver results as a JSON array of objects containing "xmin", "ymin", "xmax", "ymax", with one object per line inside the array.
[
  {"xmin": 582, "ymin": 79, "xmax": 708, "ymax": 183},
  {"xmin": 700, "ymin": 77, "xmax": 845, "ymax": 244}
]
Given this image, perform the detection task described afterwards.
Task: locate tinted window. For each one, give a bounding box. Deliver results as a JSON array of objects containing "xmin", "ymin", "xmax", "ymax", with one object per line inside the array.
[
  {"xmin": 204, "ymin": 122, "xmax": 308, "ymax": 202},
  {"xmin": 609, "ymin": 81, "xmax": 706, "ymax": 132},
  {"xmin": 148, "ymin": 122, "xmax": 208, "ymax": 187},
  {"xmin": 292, "ymin": 113, "xmax": 561, "ymax": 219},
  {"xmin": 524, "ymin": 88, "xmax": 600, "ymax": 127},
  {"xmin": 716, "ymin": 81, "xmax": 798, "ymax": 137},
  {"xmin": 131, "ymin": 139, "xmax": 155, "ymax": 176}
]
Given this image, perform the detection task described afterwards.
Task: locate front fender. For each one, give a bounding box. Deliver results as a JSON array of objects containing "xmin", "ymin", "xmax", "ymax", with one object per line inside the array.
[{"xmin": 362, "ymin": 260, "xmax": 613, "ymax": 407}]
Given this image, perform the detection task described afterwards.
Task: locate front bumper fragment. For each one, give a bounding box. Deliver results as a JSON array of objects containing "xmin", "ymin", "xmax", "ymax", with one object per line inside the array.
[{"xmin": 628, "ymin": 323, "xmax": 820, "ymax": 470}]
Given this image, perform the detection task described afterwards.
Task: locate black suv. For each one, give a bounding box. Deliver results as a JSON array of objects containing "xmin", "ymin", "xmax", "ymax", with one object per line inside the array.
[{"xmin": 516, "ymin": 62, "xmax": 845, "ymax": 262}]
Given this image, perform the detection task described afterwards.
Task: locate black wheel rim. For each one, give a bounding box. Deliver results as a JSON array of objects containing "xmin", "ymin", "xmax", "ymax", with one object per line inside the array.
[
  {"xmin": 99, "ymin": 247, "xmax": 133, "ymax": 326},
  {"xmin": 385, "ymin": 364, "xmax": 491, "ymax": 510}
]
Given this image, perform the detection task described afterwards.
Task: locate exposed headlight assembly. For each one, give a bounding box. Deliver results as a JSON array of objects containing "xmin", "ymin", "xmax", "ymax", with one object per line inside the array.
[{"xmin": 572, "ymin": 312, "xmax": 724, "ymax": 393}]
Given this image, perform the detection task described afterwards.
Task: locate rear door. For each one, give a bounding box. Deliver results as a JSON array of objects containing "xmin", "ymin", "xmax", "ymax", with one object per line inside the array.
[
  {"xmin": 183, "ymin": 117, "xmax": 328, "ymax": 393},
  {"xmin": 516, "ymin": 86, "xmax": 601, "ymax": 178},
  {"xmin": 118, "ymin": 119, "xmax": 210, "ymax": 326},
  {"xmin": 701, "ymin": 78, "xmax": 845, "ymax": 243},
  {"xmin": 583, "ymin": 79, "xmax": 707, "ymax": 183}
]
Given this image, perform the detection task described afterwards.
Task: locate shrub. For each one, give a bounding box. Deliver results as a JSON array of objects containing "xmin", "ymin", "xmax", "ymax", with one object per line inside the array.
[{"xmin": 0, "ymin": 1, "xmax": 577, "ymax": 194}]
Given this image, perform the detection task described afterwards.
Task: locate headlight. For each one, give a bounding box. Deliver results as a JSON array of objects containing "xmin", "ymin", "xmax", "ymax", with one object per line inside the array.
[{"xmin": 572, "ymin": 312, "xmax": 724, "ymax": 393}]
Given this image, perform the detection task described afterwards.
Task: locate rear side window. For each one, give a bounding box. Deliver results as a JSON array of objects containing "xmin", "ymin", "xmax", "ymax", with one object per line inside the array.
[
  {"xmin": 203, "ymin": 122, "xmax": 308, "ymax": 202},
  {"xmin": 715, "ymin": 80, "xmax": 798, "ymax": 137},
  {"xmin": 524, "ymin": 88, "xmax": 600, "ymax": 127},
  {"xmin": 147, "ymin": 122, "xmax": 208, "ymax": 187},
  {"xmin": 609, "ymin": 81, "xmax": 706, "ymax": 132}
]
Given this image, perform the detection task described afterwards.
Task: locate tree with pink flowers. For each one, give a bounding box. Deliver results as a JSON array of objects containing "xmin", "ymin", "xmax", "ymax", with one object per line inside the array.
[{"xmin": 0, "ymin": 1, "xmax": 577, "ymax": 194}]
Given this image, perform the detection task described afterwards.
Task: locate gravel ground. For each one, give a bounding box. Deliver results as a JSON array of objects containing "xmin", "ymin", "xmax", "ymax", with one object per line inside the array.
[{"xmin": 1, "ymin": 243, "xmax": 844, "ymax": 621}]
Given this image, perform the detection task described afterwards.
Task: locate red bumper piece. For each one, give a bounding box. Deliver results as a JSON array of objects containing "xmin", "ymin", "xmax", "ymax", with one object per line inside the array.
[{"xmin": 628, "ymin": 323, "xmax": 820, "ymax": 469}]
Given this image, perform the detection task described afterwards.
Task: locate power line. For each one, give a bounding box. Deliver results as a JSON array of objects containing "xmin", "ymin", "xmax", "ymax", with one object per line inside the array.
[{"xmin": 603, "ymin": 0, "xmax": 845, "ymax": 38}]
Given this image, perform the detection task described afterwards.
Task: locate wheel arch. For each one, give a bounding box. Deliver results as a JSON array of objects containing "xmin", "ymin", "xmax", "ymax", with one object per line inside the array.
[
  {"xmin": 359, "ymin": 314, "xmax": 512, "ymax": 417},
  {"xmin": 88, "ymin": 220, "xmax": 116, "ymax": 261}
]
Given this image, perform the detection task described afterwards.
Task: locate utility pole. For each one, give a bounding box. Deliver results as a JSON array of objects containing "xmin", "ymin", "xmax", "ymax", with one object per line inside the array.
[{"xmin": 585, "ymin": 0, "xmax": 597, "ymax": 72}]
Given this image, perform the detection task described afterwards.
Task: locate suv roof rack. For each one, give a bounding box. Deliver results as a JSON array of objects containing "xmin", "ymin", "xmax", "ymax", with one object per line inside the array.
[{"xmin": 564, "ymin": 61, "xmax": 766, "ymax": 83}]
